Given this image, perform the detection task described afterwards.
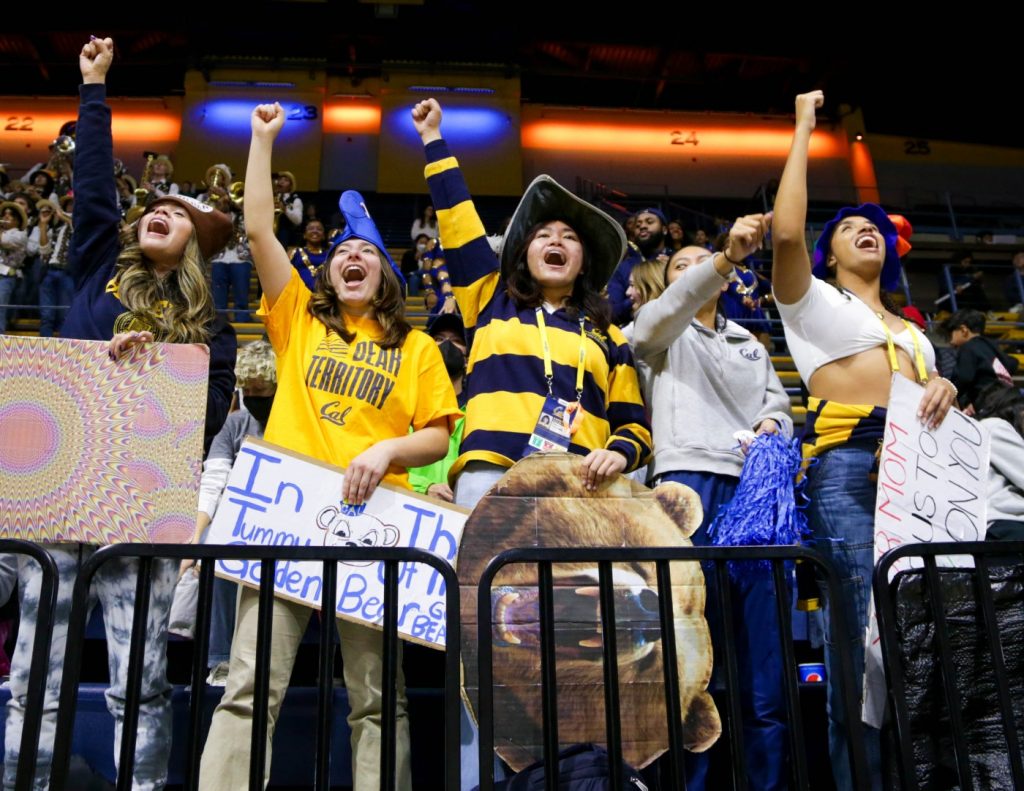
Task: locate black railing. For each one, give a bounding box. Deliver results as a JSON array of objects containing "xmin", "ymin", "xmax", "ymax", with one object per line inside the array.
[
  {"xmin": 873, "ymin": 541, "xmax": 1024, "ymax": 791},
  {"xmin": 0, "ymin": 540, "xmax": 59, "ymax": 791},
  {"xmin": 47, "ymin": 543, "xmax": 461, "ymax": 791},
  {"xmin": 475, "ymin": 545, "xmax": 870, "ymax": 791}
]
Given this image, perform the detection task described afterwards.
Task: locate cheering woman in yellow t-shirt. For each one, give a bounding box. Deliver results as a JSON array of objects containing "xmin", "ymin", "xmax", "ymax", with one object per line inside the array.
[{"xmin": 199, "ymin": 103, "xmax": 460, "ymax": 791}]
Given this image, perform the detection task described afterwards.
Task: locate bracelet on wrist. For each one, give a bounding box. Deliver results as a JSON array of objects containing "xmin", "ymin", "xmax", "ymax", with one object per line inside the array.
[{"xmin": 723, "ymin": 249, "xmax": 743, "ymax": 266}]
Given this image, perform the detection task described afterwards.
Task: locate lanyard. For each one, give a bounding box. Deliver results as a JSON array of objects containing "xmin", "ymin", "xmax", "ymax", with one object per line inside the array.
[
  {"xmin": 535, "ymin": 307, "xmax": 587, "ymax": 399},
  {"xmin": 877, "ymin": 315, "xmax": 929, "ymax": 383}
]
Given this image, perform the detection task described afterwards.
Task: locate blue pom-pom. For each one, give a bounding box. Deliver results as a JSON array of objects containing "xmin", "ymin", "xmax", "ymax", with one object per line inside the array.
[{"xmin": 707, "ymin": 432, "xmax": 809, "ymax": 577}]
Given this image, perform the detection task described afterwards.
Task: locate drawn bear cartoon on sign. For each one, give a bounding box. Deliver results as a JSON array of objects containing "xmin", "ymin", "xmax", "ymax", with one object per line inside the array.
[
  {"xmin": 457, "ymin": 453, "xmax": 721, "ymax": 771},
  {"xmin": 316, "ymin": 503, "xmax": 400, "ymax": 567}
]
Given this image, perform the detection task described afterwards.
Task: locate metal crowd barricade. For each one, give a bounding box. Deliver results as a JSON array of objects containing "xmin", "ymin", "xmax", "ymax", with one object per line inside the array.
[
  {"xmin": 0, "ymin": 540, "xmax": 59, "ymax": 791},
  {"xmin": 47, "ymin": 543, "xmax": 461, "ymax": 791},
  {"xmin": 475, "ymin": 545, "xmax": 870, "ymax": 791},
  {"xmin": 873, "ymin": 541, "xmax": 1024, "ymax": 791}
]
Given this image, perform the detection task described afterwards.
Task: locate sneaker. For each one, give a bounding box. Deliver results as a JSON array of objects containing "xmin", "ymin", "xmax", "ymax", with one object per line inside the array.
[{"xmin": 206, "ymin": 661, "xmax": 230, "ymax": 687}]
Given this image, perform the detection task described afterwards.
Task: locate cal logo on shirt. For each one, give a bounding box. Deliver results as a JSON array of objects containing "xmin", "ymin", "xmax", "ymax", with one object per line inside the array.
[{"xmin": 305, "ymin": 336, "xmax": 402, "ymax": 412}]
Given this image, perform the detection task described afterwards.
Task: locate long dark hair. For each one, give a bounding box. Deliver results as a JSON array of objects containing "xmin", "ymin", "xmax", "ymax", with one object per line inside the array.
[
  {"xmin": 504, "ymin": 221, "xmax": 612, "ymax": 333},
  {"xmin": 975, "ymin": 383, "xmax": 1024, "ymax": 437},
  {"xmin": 307, "ymin": 247, "xmax": 411, "ymax": 349}
]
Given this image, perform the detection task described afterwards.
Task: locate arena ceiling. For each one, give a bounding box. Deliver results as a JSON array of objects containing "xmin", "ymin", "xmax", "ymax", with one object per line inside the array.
[{"xmin": 1, "ymin": 3, "xmax": 1015, "ymax": 148}]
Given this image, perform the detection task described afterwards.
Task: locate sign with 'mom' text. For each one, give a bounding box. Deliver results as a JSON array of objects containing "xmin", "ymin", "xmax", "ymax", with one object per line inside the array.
[
  {"xmin": 203, "ymin": 438, "xmax": 467, "ymax": 649},
  {"xmin": 863, "ymin": 375, "xmax": 990, "ymax": 726}
]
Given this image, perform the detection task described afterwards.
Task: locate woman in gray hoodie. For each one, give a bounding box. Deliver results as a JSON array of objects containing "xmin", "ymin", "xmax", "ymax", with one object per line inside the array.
[{"xmin": 631, "ymin": 218, "xmax": 792, "ymax": 791}]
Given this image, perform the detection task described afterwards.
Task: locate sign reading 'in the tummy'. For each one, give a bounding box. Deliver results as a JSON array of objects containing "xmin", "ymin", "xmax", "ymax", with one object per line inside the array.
[
  {"xmin": 863, "ymin": 374, "xmax": 991, "ymax": 727},
  {"xmin": 0, "ymin": 336, "xmax": 207, "ymax": 544},
  {"xmin": 203, "ymin": 438, "xmax": 468, "ymax": 649}
]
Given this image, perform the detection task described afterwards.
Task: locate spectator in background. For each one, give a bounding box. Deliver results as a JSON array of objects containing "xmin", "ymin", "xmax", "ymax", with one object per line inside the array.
[
  {"xmin": 23, "ymin": 168, "xmax": 58, "ymax": 205},
  {"xmin": 945, "ymin": 309, "xmax": 1019, "ymax": 411},
  {"xmin": 692, "ymin": 228, "xmax": 713, "ymax": 251},
  {"xmin": 1005, "ymin": 251, "xmax": 1024, "ymax": 312},
  {"xmin": 607, "ymin": 207, "xmax": 673, "ymax": 325},
  {"xmin": 0, "ymin": 200, "xmax": 29, "ymax": 333},
  {"xmin": 204, "ymin": 165, "xmax": 253, "ymax": 323},
  {"xmin": 401, "ymin": 232, "xmax": 431, "ymax": 295},
  {"xmin": 409, "ymin": 313, "xmax": 469, "ymax": 503},
  {"xmin": 145, "ymin": 155, "xmax": 179, "ymax": 198},
  {"xmin": 975, "ymin": 383, "xmax": 1024, "ymax": 541},
  {"xmin": 38, "ymin": 196, "xmax": 74, "ymax": 337},
  {"xmin": 715, "ymin": 228, "xmax": 773, "ymax": 350},
  {"xmin": 666, "ymin": 219, "xmax": 685, "ymax": 252},
  {"xmin": 272, "ymin": 169, "xmax": 302, "ymax": 247},
  {"xmin": 289, "ymin": 218, "xmax": 328, "ymax": 290},
  {"xmin": 186, "ymin": 339, "xmax": 278, "ymax": 685},
  {"xmin": 623, "ymin": 213, "xmax": 637, "ymax": 243},
  {"xmin": 938, "ymin": 251, "xmax": 989, "ymax": 311},
  {"xmin": 411, "ymin": 202, "xmax": 439, "ymax": 241}
]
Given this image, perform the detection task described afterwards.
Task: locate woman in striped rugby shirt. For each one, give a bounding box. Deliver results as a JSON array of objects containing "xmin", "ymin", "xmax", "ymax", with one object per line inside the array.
[{"xmin": 412, "ymin": 98, "xmax": 652, "ymax": 509}]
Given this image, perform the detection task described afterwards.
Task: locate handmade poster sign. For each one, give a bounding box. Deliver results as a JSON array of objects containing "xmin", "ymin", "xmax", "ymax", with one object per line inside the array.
[
  {"xmin": 203, "ymin": 438, "xmax": 468, "ymax": 649},
  {"xmin": 0, "ymin": 336, "xmax": 207, "ymax": 544},
  {"xmin": 863, "ymin": 374, "xmax": 990, "ymax": 727},
  {"xmin": 456, "ymin": 452, "xmax": 721, "ymax": 771}
]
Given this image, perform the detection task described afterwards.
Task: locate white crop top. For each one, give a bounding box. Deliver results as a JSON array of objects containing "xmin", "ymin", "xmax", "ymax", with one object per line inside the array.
[{"xmin": 774, "ymin": 277, "xmax": 936, "ymax": 385}]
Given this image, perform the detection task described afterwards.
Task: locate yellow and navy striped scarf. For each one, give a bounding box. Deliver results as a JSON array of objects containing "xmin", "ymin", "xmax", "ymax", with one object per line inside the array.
[{"xmin": 800, "ymin": 396, "xmax": 887, "ymax": 462}]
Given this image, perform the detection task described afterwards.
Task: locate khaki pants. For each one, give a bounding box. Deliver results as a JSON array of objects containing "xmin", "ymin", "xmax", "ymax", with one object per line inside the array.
[{"xmin": 198, "ymin": 586, "xmax": 411, "ymax": 791}]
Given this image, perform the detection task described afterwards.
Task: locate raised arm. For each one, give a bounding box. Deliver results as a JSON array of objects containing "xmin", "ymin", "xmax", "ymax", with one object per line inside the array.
[
  {"xmin": 633, "ymin": 214, "xmax": 770, "ymax": 358},
  {"xmin": 412, "ymin": 98, "xmax": 499, "ymax": 329},
  {"xmin": 771, "ymin": 91, "xmax": 823, "ymax": 305},
  {"xmin": 244, "ymin": 103, "xmax": 293, "ymax": 306},
  {"xmin": 67, "ymin": 37, "xmax": 121, "ymax": 286}
]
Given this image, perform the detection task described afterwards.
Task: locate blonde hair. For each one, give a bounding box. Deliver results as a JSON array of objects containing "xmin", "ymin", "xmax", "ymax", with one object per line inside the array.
[
  {"xmin": 115, "ymin": 223, "xmax": 214, "ymax": 343},
  {"xmin": 235, "ymin": 339, "xmax": 277, "ymax": 388},
  {"xmin": 307, "ymin": 247, "xmax": 411, "ymax": 349},
  {"xmin": 630, "ymin": 259, "xmax": 667, "ymax": 308}
]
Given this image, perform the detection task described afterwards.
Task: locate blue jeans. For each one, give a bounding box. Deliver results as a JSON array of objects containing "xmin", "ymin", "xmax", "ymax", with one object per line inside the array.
[
  {"xmin": 804, "ymin": 442, "xmax": 883, "ymax": 791},
  {"xmin": 0, "ymin": 275, "xmax": 17, "ymax": 333},
  {"xmin": 212, "ymin": 261, "xmax": 252, "ymax": 323},
  {"xmin": 659, "ymin": 470, "xmax": 789, "ymax": 791},
  {"xmin": 207, "ymin": 577, "xmax": 238, "ymax": 667},
  {"xmin": 38, "ymin": 268, "xmax": 75, "ymax": 337}
]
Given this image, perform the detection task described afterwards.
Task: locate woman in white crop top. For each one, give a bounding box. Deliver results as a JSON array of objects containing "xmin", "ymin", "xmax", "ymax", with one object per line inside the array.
[{"xmin": 770, "ymin": 91, "xmax": 957, "ymax": 791}]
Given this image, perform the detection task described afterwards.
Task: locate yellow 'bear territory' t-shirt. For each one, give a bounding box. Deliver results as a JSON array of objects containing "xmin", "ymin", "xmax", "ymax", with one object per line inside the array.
[{"xmin": 259, "ymin": 271, "xmax": 461, "ymax": 488}]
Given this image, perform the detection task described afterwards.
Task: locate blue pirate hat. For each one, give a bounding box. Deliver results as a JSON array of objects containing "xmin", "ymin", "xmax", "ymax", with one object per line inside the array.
[
  {"xmin": 326, "ymin": 190, "xmax": 405, "ymax": 286},
  {"xmin": 812, "ymin": 203, "xmax": 903, "ymax": 292}
]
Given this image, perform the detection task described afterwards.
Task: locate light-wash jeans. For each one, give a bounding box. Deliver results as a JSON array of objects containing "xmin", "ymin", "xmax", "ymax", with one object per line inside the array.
[{"xmin": 4, "ymin": 545, "xmax": 177, "ymax": 791}]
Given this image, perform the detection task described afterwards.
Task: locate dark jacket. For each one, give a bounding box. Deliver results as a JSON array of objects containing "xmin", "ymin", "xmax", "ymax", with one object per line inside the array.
[
  {"xmin": 64, "ymin": 82, "xmax": 236, "ymax": 452},
  {"xmin": 953, "ymin": 334, "xmax": 1019, "ymax": 407}
]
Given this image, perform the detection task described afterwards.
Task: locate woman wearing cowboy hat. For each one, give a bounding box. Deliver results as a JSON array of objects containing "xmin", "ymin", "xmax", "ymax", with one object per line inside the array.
[
  {"xmin": 3, "ymin": 37, "xmax": 237, "ymax": 791},
  {"xmin": 414, "ymin": 97, "xmax": 652, "ymax": 790},
  {"xmin": 412, "ymin": 98, "xmax": 651, "ymax": 509}
]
